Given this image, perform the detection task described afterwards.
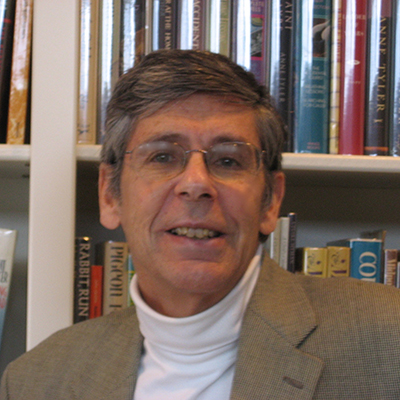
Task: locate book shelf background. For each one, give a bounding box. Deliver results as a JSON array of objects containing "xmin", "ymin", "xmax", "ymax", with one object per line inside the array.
[{"xmin": 2, "ymin": 0, "xmax": 400, "ymax": 377}]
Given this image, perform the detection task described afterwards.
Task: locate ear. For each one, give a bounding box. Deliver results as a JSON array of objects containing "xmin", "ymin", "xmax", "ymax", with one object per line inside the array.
[
  {"xmin": 259, "ymin": 171, "xmax": 285, "ymax": 235},
  {"xmin": 98, "ymin": 163, "xmax": 122, "ymax": 230}
]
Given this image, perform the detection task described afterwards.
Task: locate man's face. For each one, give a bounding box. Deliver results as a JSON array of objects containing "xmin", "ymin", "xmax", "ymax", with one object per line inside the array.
[{"xmin": 99, "ymin": 94, "xmax": 284, "ymax": 316}]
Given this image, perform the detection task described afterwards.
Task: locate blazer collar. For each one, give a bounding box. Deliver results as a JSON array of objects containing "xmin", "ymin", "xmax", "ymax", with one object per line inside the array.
[
  {"xmin": 230, "ymin": 255, "xmax": 324, "ymax": 400},
  {"xmin": 69, "ymin": 307, "xmax": 143, "ymax": 400}
]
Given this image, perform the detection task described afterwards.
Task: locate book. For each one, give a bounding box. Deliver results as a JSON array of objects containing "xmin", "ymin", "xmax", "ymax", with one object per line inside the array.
[
  {"xmin": 326, "ymin": 246, "xmax": 350, "ymax": 277},
  {"xmin": 6, "ymin": 0, "xmax": 33, "ymax": 145},
  {"xmin": 89, "ymin": 264, "xmax": 103, "ymax": 319},
  {"xmin": 338, "ymin": 0, "xmax": 368, "ymax": 155},
  {"xmin": 127, "ymin": 254, "xmax": 135, "ymax": 307},
  {"xmin": 178, "ymin": 0, "xmax": 208, "ymax": 50},
  {"xmin": 389, "ymin": 0, "xmax": 400, "ymax": 156},
  {"xmin": 328, "ymin": 0, "xmax": 342, "ymax": 154},
  {"xmin": 77, "ymin": 0, "xmax": 99, "ymax": 144},
  {"xmin": 74, "ymin": 237, "xmax": 92, "ymax": 323},
  {"xmin": 327, "ymin": 238, "xmax": 383, "ymax": 283},
  {"xmin": 96, "ymin": 241, "xmax": 129, "ymax": 315},
  {"xmin": 364, "ymin": 0, "xmax": 392, "ymax": 156},
  {"xmin": 295, "ymin": 247, "xmax": 328, "ymax": 277},
  {"xmin": 266, "ymin": 0, "xmax": 295, "ymax": 152},
  {"xmin": 0, "ymin": 228, "xmax": 17, "ymax": 348},
  {"xmin": 292, "ymin": 0, "xmax": 331, "ymax": 153},
  {"xmin": 97, "ymin": 0, "xmax": 121, "ymax": 144},
  {"xmin": 383, "ymin": 249, "xmax": 398, "ymax": 286},
  {"xmin": 121, "ymin": 0, "xmax": 147, "ymax": 73},
  {"xmin": 152, "ymin": 0, "xmax": 178, "ymax": 50},
  {"xmin": 208, "ymin": 0, "xmax": 231, "ymax": 57},
  {"xmin": 0, "ymin": 0, "xmax": 17, "ymax": 143},
  {"xmin": 267, "ymin": 216, "xmax": 281, "ymax": 265}
]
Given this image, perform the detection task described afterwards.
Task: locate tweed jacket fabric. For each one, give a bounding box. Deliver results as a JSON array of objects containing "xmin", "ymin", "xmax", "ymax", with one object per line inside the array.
[{"xmin": 2, "ymin": 255, "xmax": 400, "ymax": 399}]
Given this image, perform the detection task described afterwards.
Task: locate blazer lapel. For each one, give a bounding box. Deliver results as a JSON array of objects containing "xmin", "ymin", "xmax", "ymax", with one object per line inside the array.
[
  {"xmin": 230, "ymin": 256, "xmax": 324, "ymax": 400},
  {"xmin": 69, "ymin": 308, "xmax": 143, "ymax": 400}
]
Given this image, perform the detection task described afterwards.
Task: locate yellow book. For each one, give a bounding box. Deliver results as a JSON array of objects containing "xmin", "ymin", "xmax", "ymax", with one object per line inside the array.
[
  {"xmin": 296, "ymin": 247, "xmax": 328, "ymax": 278},
  {"xmin": 326, "ymin": 246, "xmax": 350, "ymax": 277}
]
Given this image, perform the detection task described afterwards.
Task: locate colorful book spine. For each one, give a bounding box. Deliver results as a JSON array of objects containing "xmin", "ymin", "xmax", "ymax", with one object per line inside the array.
[
  {"xmin": 0, "ymin": 0, "xmax": 17, "ymax": 143},
  {"xmin": 267, "ymin": 0, "xmax": 295, "ymax": 151},
  {"xmin": 74, "ymin": 237, "xmax": 92, "ymax": 323},
  {"xmin": 364, "ymin": 0, "xmax": 392, "ymax": 156},
  {"xmin": 338, "ymin": 0, "xmax": 368, "ymax": 155},
  {"xmin": 96, "ymin": 241, "xmax": 129, "ymax": 315},
  {"xmin": 292, "ymin": 0, "xmax": 332, "ymax": 153},
  {"xmin": 179, "ymin": 0, "xmax": 208, "ymax": 50},
  {"xmin": 0, "ymin": 228, "xmax": 17, "ymax": 348},
  {"xmin": 328, "ymin": 0, "xmax": 342, "ymax": 154},
  {"xmin": 328, "ymin": 238, "xmax": 383, "ymax": 283},
  {"xmin": 383, "ymin": 249, "xmax": 398, "ymax": 286},
  {"xmin": 389, "ymin": 0, "xmax": 400, "ymax": 156},
  {"xmin": 296, "ymin": 247, "xmax": 328, "ymax": 277},
  {"xmin": 6, "ymin": 0, "xmax": 33, "ymax": 145},
  {"xmin": 89, "ymin": 265, "xmax": 103, "ymax": 319},
  {"xmin": 121, "ymin": 0, "xmax": 147, "ymax": 73},
  {"xmin": 152, "ymin": 0, "xmax": 178, "ymax": 50},
  {"xmin": 326, "ymin": 246, "xmax": 350, "ymax": 277},
  {"xmin": 77, "ymin": 0, "xmax": 99, "ymax": 144},
  {"xmin": 208, "ymin": 0, "xmax": 231, "ymax": 57}
]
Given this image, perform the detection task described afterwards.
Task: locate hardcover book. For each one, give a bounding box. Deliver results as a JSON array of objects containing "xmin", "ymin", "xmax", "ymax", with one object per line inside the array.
[
  {"xmin": 383, "ymin": 249, "xmax": 398, "ymax": 286},
  {"xmin": 152, "ymin": 0, "xmax": 178, "ymax": 50},
  {"xmin": 295, "ymin": 247, "xmax": 328, "ymax": 277},
  {"xmin": 74, "ymin": 237, "xmax": 92, "ymax": 323},
  {"xmin": 328, "ymin": 238, "xmax": 383, "ymax": 283},
  {"xmin": 96, "ymin": 241, "xmax": 129, "ymax": 315},
  {"xmin": 292, "ymin": 0, "xmax": 332, "ymax": 153},
  {"xmin": 89, "ymin": 264, "xmax": 103, "ymax": 319},
  {"xmin": 364, "ymin": 0, "xmax": 392, "ymax": 156},
  {"xmin": 0, "ymin": 228, "xmax": 17, "ymax": 348},
  {"xmin": 6, "ymin": 0, "xmax": 33, "ymax": 145},
  {"xmin": 179, "ymin": 0, "xmax": 208, "ymax": 50},
  {"xmin": 326, "ymin": 246, "xmax": 350, "ymax": 277},
  {"xmin": 208, "ymin": 0, "xmax": 231, "ymax": 57},
  {"xmin": 338, "ymin": 0, "xmax": 368, "ymax": 155}
]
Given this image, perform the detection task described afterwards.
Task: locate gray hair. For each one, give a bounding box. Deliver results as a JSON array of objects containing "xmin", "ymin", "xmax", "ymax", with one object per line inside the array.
[{"xmin": 101, "ymin": 50, "xmax": 285, "ymax": 206}]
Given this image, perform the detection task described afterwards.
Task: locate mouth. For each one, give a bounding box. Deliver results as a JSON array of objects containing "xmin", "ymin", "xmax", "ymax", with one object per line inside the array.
[{"xmin": 169, "ymin": 227, "xmax": 222, "ymax": 240}]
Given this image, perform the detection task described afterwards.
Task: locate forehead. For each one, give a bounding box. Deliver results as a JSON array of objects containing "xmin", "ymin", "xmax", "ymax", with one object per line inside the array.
[{"xmin": 128, "ymin": 94, "xmax": 260, "ymax": 147}]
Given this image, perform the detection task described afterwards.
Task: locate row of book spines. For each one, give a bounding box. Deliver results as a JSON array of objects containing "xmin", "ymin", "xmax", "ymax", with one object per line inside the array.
[
  {"xmin": 296, "ymin": 246, "xmax": 399, "ymax": 287},
  {"xmin": 74, "ymin": 239, "xmax": 134, "ymax": 324}
]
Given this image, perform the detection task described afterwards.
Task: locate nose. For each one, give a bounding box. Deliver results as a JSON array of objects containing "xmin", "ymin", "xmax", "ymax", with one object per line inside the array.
[{"xmin": 173, "ymin": 151, "xmax": 217, "ymax": 201}]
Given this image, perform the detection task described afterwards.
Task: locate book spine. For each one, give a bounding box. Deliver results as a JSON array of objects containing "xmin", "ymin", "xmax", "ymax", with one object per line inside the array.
[
  {"xmin": 383, "ymin": 249, "xmax": 398, "ymax": 286},
  {"xmin": 338, "ymin": 0, "xmax": 368, "ymax": 155},
  {"xmin": 267, "ymin": 0, "xmax": 294, "ymax": 151},
  {"xmin": 77, "ymin": 0, "xmax": 99, "ymax": 145},
  {"xmin": 6, "ymin": 0, "xmax": 32, "ymax": 145},
  {"xmin": 349, "ymin": 240, "xmax": 383, "ymax": 283},
  {"xmin": 389, "ymin": 0, "xmax": 400, "ymax": 156},
  {"xmin": 98, "ymin": 241, "xmax": 129, "ymax": 315},
  {"xmin": 152, "ymin": 0, "xmax": 178, "ymax": 50},
  {"xmin": 364, "ymin": 0, "xmax": 392, "ymax": 156},
  {"xmin": 208, "ymin": 0, "xmax": 231, "ymax": 57},
  {"xmin": 74, "ymin": 237, "xmax": 92, "ymax": 323},
  {"xmin": 326, "ymin": 246, "xmax": 350, "ymax": 277},
  {"xmin": 178, "ymin": 0, "xmax": 208, "ymax": 50},
  {"xmin": 292, "ymin": 0, "xmax": 331, "ymax": 153},
  {"xmin": 0, "ymin": 0, "xmax": 17, "ymax": 143},
  {"xmin": 127, "ymin": 254, "xmax": 135, "ymax": 307},
  {"xmin": 89, "ymin": 265, "xmax": 103, "ymax": 319},
  {"xmin": 0, "ymin": 229, "xmax": 17, "ymax": 348},
  {"xmin": 121, "ymin": 0, "xmax": 147, "ymax": 73},
  {"xmin": 231, "ymin": 0, "xmax": 251, "ymax": 71},
  {"xmin": 296, "ymin": 247, "xmax": 328, "ymax": 277},
  {"xmin": 268, "ymin": 216, "xmax": 281, "ymax": 264},
  {"xmin": 328, "ymin": 0, "xmax": 342, "ymax": 154},
  {"xmin": 97, "ymin": 0, "xmax": 121, "ymax": 144},
  {"xmin": 286, "ymin": 212, "xmax": 297, "ymax": 273},
  {"xmin": 278, "ymin": 216, "xmax": 289, "ymax": 270}
]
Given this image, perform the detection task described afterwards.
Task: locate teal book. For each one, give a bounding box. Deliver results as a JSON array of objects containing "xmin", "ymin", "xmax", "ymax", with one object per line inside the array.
[
  {"xmin": 327, "ymin": 238, "xmax": 383, "ymax": 283},
  {"xmin": 292, "ymin": 0, "xmax": 332, "ymax": 153}
]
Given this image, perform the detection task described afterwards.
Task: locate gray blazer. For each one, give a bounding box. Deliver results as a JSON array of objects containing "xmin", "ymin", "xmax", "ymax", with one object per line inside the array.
[{"xmin": 2, "ymin": 255, "xmax": 400, "ymax": 399}]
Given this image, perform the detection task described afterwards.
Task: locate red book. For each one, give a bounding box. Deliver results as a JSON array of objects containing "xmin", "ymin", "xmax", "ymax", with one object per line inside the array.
[
  {"xmin": 338, "ymin": 0, "xmax": 368, "ymax": 155},
  {"xmin": 89, "ymin": 265, "xmax": 103, "ymax": 319}
]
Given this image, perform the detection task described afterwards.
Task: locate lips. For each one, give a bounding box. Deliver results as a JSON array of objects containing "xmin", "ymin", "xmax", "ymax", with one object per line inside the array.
[{"xmin": 169, "ymin": 227, "xmax": 222, "ymax": 239}]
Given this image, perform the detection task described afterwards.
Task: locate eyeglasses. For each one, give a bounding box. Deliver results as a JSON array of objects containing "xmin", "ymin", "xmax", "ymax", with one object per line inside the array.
[{"xmin": 124, "ymin": 140, "xmax": 266, "ymax": 181}]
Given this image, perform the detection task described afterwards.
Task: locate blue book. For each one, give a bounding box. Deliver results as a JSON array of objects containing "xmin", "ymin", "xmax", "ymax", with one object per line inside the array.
[
  {"xmin": 327, "ymin": 238, "xmax": 383, "ymax": 283},
  {"xmin": 292, "ymin": 0, "xmax": 332, "ymax": 153}
]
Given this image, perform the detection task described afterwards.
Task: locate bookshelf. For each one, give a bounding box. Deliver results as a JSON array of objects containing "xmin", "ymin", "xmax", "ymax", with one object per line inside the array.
[{"xmin": 1, "ymin": 0, "xmax": 400, "ymax": 376}]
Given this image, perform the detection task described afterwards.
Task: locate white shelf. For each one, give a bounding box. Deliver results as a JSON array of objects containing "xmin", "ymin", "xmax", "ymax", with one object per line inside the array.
[{"xmin": 0, "ymin": 145, "xmax": 30, "ymax": 179}]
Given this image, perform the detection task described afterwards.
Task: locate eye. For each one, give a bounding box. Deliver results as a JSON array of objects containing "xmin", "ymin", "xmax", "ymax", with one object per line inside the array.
[
  {"xmin": 213, "ymin": 156, "xmax": 243, "ymax": 169},
  {"xmin": 148, "ymin": 152, "xmax": 176, "ymax": 164}
]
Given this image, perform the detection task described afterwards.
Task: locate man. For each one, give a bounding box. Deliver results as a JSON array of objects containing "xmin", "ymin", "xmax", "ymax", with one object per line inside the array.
[{"xmin": 2, "ymin": 50, "xmax": 400, "ymax": 399}]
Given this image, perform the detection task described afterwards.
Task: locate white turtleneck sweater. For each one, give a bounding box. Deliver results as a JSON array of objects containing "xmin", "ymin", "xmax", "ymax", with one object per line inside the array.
[{"xmin": 130, "ymin": 247, "xmax": 262, "ymax": 400}]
